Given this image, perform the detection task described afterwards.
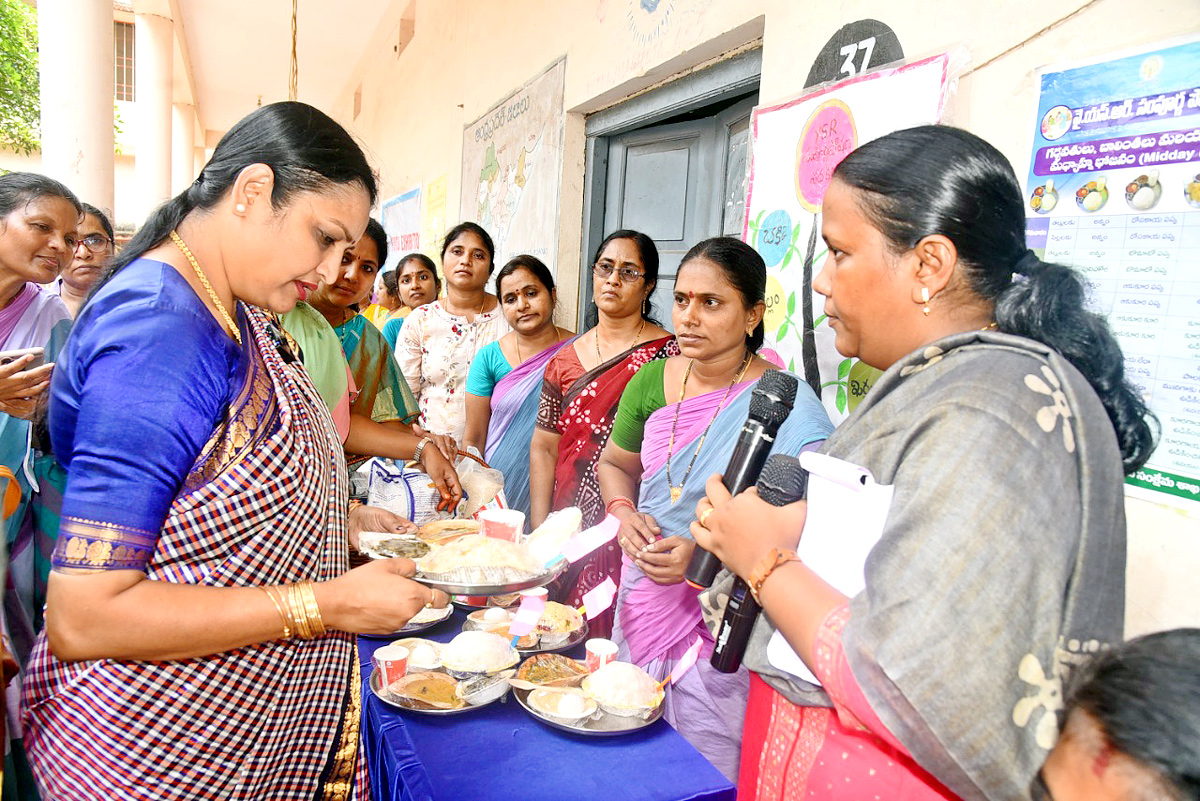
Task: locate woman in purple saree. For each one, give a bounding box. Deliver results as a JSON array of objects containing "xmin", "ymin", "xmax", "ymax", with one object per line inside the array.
[
  {"xmin": 464, "ymin": 256, "xmax": 572, "ymax": 518},
  {"xmin": 598, "ymin": 238, "xmax": 831, "ymax": 780}
]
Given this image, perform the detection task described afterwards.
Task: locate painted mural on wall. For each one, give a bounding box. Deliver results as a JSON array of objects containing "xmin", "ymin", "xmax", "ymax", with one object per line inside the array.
[
  {"xmin": 460, "ymin": 58, "xmax": 566, "ymax": 273},
  {"xmin": 1022, "ymin": 36, "xmax": 1200, "ymax": 509},
  {"xmin": 743, "ymin": 55, "xmax": 949, "ymax": 423}
]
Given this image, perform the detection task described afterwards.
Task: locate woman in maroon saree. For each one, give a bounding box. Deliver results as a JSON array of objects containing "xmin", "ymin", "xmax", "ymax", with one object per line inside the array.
[{"xmin": 530, "ymin": 231, "xmax": 676, "ymax": 636}]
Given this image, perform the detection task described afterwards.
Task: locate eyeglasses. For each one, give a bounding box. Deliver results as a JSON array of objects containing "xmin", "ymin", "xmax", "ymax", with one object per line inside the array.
[
  {"xmin": 593, "ymin": 261, "xmax": 644, "ymax": 283},
  {"xmin": 74, "ymin": 233, "xmax": 111, "ymax": 253}
]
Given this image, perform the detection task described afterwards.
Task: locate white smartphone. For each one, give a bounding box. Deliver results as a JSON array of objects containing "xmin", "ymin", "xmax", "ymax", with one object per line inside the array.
[{"xmin": 0, "ymin": 347, "xmax": 46, "ymax": 370}]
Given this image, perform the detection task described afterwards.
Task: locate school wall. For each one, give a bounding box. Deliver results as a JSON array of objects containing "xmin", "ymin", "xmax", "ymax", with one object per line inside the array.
[{"xmin": 340, "ymin": 0, "xmax": 1199, "ymax": 639}]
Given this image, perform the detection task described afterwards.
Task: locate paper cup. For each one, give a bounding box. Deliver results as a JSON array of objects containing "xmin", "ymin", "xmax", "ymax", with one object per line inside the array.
[
  {"xmin": 374, "ymin": 644, "xmax": 409, "ymax": 685},
  {"xmin": 519, "ymin": 587, "xmax": 548, "ymax": 602},
  {"xmin": 479, "ymin": 508, "xmax": 525, "ymax": 542},
  {"xmin": 585, "ymin": 638, "xmax": 618, "ymax": 672}
]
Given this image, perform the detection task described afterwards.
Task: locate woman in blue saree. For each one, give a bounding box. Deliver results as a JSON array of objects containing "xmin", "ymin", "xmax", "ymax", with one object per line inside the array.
[
  {"xmin": 21, "ymin": 103, "xmax": 448, "ymax": 800},
  {"xmin": 597, "ymin": 238, "xmax": 832, "ymax": 780},
  {"xmin": 463, "ymin": 255, "xmax": 572, "ymax": 518}
]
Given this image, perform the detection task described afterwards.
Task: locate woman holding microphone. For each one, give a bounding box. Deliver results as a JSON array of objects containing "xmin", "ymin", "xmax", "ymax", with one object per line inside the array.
[{"xmin": 694, "ymin": 126, "xmax": 1155, "ymax": 800}]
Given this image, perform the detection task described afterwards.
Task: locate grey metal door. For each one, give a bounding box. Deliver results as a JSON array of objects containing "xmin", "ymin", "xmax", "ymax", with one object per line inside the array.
[{"xmin": 595, "ymin": 97, "xmax": 756, "ymax": 332}]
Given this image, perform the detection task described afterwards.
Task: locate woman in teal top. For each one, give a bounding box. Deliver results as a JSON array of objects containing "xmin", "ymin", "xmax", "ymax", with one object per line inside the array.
[{"xmin": 463, "ymin": 255, "xmax": 572, "ymax": 516}]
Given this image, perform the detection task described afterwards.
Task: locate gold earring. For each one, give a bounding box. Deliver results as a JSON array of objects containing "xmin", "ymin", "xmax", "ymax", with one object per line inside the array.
[{"xmin": 921, "ymin": 286, "xmax": 931, "ymax": 316}]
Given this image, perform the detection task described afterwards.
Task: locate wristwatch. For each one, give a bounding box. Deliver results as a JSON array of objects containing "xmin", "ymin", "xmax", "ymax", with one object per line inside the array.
[
  {"xmin": 748, "ymin": 548, "xmax": 800, "ymax": 604},
  {"xmin": 413, "ymin": 436, "xmax": 433, "ymax": 464}
]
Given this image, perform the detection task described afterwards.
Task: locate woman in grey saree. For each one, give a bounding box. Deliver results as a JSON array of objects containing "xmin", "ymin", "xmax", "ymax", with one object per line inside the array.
[{"xmin": 694, "ymin": 127, "xmax": 1156, "ymax": 800}]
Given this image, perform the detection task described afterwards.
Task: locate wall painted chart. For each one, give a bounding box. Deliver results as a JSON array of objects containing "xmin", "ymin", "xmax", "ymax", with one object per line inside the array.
[
  {"xmin": 460, "ymin": 58, "xmax": 565, "ymax": 274},
  {"xmin": 1024, "ymin": 36, "xmax": 1200, "ymax": 509}
]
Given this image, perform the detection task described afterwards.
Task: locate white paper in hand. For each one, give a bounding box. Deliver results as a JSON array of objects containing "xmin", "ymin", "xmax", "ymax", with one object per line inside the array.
[{"xmin": 766, "ymin": 452, "xmax": 893, "ymax": 686}]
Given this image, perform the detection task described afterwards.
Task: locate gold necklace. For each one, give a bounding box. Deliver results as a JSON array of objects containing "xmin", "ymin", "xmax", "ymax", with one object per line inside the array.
[
  {"xmin": 981, "ymin": 321, "xmax": 998, "ymax": 330},
  {"xmin": 170, "ymin": 230, "xmax": 242, "ymax": 345},
  {"xmin": 665, "ymin": 351, "xmax": 753, "ymax": 504},
  {"xmin": 595, "ymin": 318, "xmax": 646, "ymax": 364}
]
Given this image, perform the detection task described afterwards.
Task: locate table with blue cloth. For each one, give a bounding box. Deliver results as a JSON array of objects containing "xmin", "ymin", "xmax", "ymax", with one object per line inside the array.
[{"xmin": 358, "ymin": 608, "xmax": 737, "ymax": 801}]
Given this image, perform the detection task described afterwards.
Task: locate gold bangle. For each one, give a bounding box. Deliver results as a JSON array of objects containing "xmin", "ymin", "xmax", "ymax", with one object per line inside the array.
[
  {"xmin": 299, "ymin": 581, "xmax": 327, "ymax": 637},
  {"xmin": 287, "ymin": 583, "xmax": 312, "ymax": 640},
  {"xmin": 260, "ymin": 586, "xmax": 292, "ymax": 639}
]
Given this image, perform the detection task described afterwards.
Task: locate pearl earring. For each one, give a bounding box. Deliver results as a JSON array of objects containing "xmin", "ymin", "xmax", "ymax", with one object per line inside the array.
[
  {"xmin": 235, "ymin": 203, "xmax": 247, "ymax": 213},
  {"xmin": 921, "ymin": 286, "xmax": 931, "ymax": 316}
]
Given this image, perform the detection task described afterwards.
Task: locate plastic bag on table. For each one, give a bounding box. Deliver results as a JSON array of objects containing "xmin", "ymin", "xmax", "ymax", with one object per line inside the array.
[
  {"xmin": 366, "ymin": 458, "xmax": 443, "ymax": 526},
  {"xmin": 455, "ymin": 448, "xmax": 508, "ymax": 519}
]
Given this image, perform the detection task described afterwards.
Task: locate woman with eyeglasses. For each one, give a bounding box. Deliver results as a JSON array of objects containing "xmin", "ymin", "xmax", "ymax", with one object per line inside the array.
[
  {"xmin": 397, "ymin": 222, "xmax": 509, "ymax": 444},
  {"xmin": 54, "ymin": 203, "xmax": 114, "ymax": 318},
  {"xmin": 530, "ymin": 230, "xmax": 675, "ymax": 637}
]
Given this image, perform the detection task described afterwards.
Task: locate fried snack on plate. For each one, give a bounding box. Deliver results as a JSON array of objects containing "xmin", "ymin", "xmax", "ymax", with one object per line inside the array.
[
  {"xmin": 417, "ymin": 518, "xmax": 481, "ymax": 544},
  {"xmin": 515, "ymin": 653, "xmax": 589, "ymax": 687}
]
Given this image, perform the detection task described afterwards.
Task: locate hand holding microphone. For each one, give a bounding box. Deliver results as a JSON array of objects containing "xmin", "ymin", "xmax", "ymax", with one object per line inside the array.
[
  {"xmin": 692, "ymin": 454, "xmax": 809, "ymax": 673},
  {"xmin": 684, "ymin": 370, "xmax": 799, "ymax": 589}
]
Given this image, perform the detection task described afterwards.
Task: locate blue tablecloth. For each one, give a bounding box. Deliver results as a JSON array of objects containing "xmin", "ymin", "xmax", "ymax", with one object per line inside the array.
[{"xmin": 358, "ymin": 609, "xmax": 736, "ymax": 801}]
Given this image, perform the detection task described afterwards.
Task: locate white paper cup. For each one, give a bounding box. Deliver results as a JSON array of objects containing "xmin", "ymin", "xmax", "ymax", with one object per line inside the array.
[
  {"xmin": 374, "ymin": 644, "xmax": 409, "ymax": 685},
  {"xmin": 479, "ymin": 508, "xmax": 525, "ymax": 542},
  {"xmin": 585, "ymin": 638, "xmax": 618, "ymax": 672}
]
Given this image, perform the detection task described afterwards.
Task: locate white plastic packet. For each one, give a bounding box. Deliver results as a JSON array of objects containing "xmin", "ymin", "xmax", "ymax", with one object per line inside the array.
[{"xmin": 366, "ymin": 458, "xmax": 444, "ymax": 526}]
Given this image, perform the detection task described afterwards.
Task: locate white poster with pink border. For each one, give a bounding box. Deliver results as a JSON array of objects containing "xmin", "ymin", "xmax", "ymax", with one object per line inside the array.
[{"xmin": 742, "ymin": 55, "xmax": 950, "ymax": 423}]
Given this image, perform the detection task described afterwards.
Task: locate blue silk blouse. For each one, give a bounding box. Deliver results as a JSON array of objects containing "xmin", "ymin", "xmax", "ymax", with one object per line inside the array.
[{"xmin": 48, "ymin": 259, "xmax": 248, "ymax": 572}]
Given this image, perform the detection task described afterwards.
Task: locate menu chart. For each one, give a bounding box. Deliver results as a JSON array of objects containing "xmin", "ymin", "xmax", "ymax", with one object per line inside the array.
[{"xmin": 1024, "ymin": 37, "xmax": 1200, "ymax": 509}]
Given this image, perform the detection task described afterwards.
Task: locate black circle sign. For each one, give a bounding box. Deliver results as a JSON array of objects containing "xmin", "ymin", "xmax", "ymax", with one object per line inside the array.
[{"xmin": 804, "ymin": 20, "xmax": 904, "ymax": 89}]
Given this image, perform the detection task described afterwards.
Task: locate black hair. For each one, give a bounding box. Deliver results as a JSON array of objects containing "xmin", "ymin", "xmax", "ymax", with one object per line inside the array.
[
  {"xmin": 1061, "ymin": 628, "xmax": 1200, "ymax": 800},
  {"xmin": 440, "ymin": 222, "xmax": 495, "ymax": 273},
  {"xmin": 380, "ymin": 267, "xmax": 400, "ymax": 301},
  {"xmin": 0, "ymin": 172, "xmax": 82, "ymax": 221},
  {"xmin": 80, "ymin": 203, "xmax": 115, "ymax": 243},
  {"xmin": 101, "ymin": 102, "xmax": 377, "ymax": 287},
  {"xmin": 679, "ymin": 237, "xmax": 767, "ymax": 352},
  {"xmin": 833, "ymin": 125, "xmax": 1156, "ymax": 473},
  {"xmin": 361, "ymin": 218, "xmax": 387, "ymax": 267},
  {"xmin": 495, "ymin": 254, "xmax": 555, "ymax": 296},
  {"xmin": 397, "ymin": 252, "xmax": 441, "ymax": 296},
  {"xmin": 585, "ymin": 229, "xmax": 661, "ymax": 328}
]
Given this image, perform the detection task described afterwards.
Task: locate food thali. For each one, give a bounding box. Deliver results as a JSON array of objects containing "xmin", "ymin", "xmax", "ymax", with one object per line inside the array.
[
  {"xmin": 509, "ymin": 656, "xmax": 665, "ymax": 737},
  {"xmin": 369, "ymin": 630, "xmax": 519, "ymax": 714},
  {"xmin": 462, "ymin": 603, "xmax": 589, "ymax": 655}
]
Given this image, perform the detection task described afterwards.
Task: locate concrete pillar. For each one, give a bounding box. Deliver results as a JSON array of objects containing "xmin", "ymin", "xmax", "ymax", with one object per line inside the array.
[
  {"xmin": 135, "ymin": 13, "xmax": 174, "ymax": 221},
  {"xmin": 172, "ymin": 103, "xmax": 196, "ymax": 194},
  {"xmin": 38, "ymin": 0, "xmax": 115, "ymax": 212}
]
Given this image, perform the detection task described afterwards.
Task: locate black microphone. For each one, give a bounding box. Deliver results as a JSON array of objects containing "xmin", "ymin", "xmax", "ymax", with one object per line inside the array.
[
  {"xmin": 711, "ymin": 454, "xmax": 808, "ymax": 673},
  {"xmin": 685, "ymin": 371, "xmax": 798, "ymax": 589}
]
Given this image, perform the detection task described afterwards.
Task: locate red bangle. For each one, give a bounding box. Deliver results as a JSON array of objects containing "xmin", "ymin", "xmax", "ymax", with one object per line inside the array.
[{"xmin": 606, "ymin": 496, "xmax": 635, "ymax": 515}]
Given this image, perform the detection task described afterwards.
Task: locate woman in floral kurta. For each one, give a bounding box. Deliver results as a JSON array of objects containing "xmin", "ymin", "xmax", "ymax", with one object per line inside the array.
[{"xmin": 396, "ymin": 223, "xmax": 510, "ymax": 442}]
